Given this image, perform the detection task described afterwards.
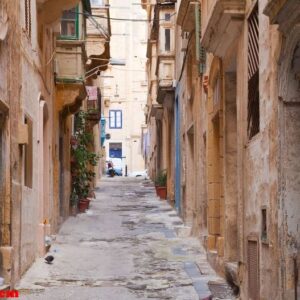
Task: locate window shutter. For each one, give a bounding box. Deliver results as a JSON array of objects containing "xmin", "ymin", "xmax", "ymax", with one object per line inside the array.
[
  {"xmin": 25, "ymin": 0, "xmax": 31, "ymax": 37},
  {"xmin": 198, "ymin": 6, "xmax": 206, "ymax": 74},
  {"xmin": 247, "ymin": 4, "xmax": 259, "ymax": 138},
  {"xmin": 248, "ymin": 239, "xmax": 260, "ymax": 299}
]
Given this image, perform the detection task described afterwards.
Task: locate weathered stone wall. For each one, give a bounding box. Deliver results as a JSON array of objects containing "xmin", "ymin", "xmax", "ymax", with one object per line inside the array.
[
  {"xmin": 1, "ymin": 0, "xmax": 22, "ymax": 287},
  {"xmin": 201, "ymin": 0, "xmax": 287, "ymax": 298},
  {"xmin": 19, "ymin": 0, "xmax": 58, "ymax": 277}
]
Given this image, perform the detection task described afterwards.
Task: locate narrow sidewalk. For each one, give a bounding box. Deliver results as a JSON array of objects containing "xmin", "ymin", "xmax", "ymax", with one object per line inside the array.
[{"xmin": 17, "ymin": 178, "xmax": 234, "ymax": 300}]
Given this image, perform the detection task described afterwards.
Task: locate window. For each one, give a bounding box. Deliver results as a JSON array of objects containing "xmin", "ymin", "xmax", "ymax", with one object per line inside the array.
[
  {"xmin": 90, "ymin": 0, "xmax": 104, "ymax": 6},
  {"xmin": 261, "ymin": 208, "xmax": 267, "ymax": 242},
  {"xmin": 109, "ymin": 110, "xmax": 122, "ymax": 129},
  {"xmin": 60, "ymin": 7, "xmax": 78, "ymax": 39},
  {"xmin": 25, "ymin": 0, "xmax": 31, "ymax": 37},
  {"xmin": 165, "ymin": 13, "xmax": 171, "ymax": 21},
  {"xmin": 165, "ymin": 28, "xmax": 171, "ymax": 51},
  {"xmin": 24, "ymin": 116, "xmax": 33, "ymax": 188},
  {"xmin": 247, "ymin": 4, "xmax": 259, "ymax": 139}
]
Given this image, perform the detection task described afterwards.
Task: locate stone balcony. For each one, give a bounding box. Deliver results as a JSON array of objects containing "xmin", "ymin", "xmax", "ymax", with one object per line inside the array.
[
  {"xmin": 37, "ymin": 0, "xmax": 90, "ymax": 26},
  {"xmin": 263, "ymin": 0, "xmax": 300, "ymax": 33},
  {"xmin": 55, "ymin": 39, "xmax": 87, "ymax": 116},
  {"xmin": 86, "ymin": 7, "xmax": 111, "ymax": 73},
  {"xmin": 201, "ymin": 0, "xmax": 246, "ymax": 57},
  {"xmin": 55, "ymin": 40, "xmax": 86, "ymax": 83},
  {"xmin": 177, "ymin": 0, "xmax": 198, "ymax": 32},
  {"xmin": 156, "ymin": 56, "xmax": 175, "ymax": 107}
]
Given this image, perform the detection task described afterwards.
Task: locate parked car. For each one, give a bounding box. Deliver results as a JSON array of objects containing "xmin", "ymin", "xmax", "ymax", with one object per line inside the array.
[{"xmin": 129, "ymin": 169, "xmax": 148, "ymax": 179}]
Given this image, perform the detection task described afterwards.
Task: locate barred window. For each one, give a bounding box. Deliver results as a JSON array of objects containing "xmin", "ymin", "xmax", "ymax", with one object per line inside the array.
[{"xmin": 247, "ymin": 4, "xmax": 259, "ymax": 139}]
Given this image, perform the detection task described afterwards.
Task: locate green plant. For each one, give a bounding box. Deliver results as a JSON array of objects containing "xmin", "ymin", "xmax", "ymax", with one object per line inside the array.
[
  {"xmin": 155, "ymin": 170, "xmax": 167, "ymax": 187},
  {"xmin": 70, "ymin": 111, "xmax": 99, "ymax": 205}
]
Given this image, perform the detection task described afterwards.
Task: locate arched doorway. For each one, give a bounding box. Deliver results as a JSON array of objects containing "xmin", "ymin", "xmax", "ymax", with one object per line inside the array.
[{"xmin": 278, "ymin": 28, "xmax": 300, "ymax": 299}]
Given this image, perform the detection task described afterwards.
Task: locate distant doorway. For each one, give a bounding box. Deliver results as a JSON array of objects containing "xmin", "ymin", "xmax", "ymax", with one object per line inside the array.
[{"xmin": 109, "ymin": 143, "xmax": 122, "ymax": 158}]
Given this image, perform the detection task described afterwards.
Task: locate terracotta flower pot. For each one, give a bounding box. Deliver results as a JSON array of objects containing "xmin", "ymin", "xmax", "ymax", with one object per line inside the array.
[
  {"xmin": 78, "ymin": 199, "xmax": 89, "ymax": 212},
  {"xmin": 156, "ymin": 186, "xmax": 167, "ymax": 200}
]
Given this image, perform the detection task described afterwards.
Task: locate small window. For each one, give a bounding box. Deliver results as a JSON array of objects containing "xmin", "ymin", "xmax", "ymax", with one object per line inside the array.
[
  {"xmin": 165, "ymin": 13, "xmax": 171, "ymax": 21},
  {"xmin": 109, "ymin": 110, "xmax": 122, "ymax": 129},
  {"xmin": 25, "ymin": 0, "xmax": 31, "ymax": 37},
  {"xmin": 24, "ymin": 116, "xmax": 33, "ymax": 188},
  {"xmin": 60, "ymin": 7, "xmax": 79, "ymax": 39},
  {"xmin": 261, "ymin": 208, "xmax": 267, "ymax": 242},
  {"xmin": 165, "ymin": 28, "xmax": 170, "ymax": 51}
]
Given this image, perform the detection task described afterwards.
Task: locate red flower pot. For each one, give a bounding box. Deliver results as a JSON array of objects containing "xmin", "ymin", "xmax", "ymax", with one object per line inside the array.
[
  {"xmin": 156, "ymin": 186, "xmax": 167, "ymax": 200},
  {"xmin": 78, "ymin": 199, "xmax": 89, "ymax": 212}
]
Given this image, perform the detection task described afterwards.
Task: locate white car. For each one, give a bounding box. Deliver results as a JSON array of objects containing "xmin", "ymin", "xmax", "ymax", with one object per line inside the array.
[{"xmin": 129, "ymin": 169, "xmax": 149, "ymax": 179}]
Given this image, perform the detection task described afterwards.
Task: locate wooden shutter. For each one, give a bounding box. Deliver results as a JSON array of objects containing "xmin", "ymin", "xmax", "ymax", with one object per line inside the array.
[
  {"xmin": 247, "ymin": 4, "xmax": 259, "ymax": 138},
  {"xmin": 248, "ymin": 239, "xmax": 260, "ymax": 299},
  {"xmin": 25, "ymin": 0, "xmax": 31, "ymax": 37}
]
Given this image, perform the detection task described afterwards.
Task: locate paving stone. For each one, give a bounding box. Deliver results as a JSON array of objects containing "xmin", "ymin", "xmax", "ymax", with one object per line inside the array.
[
  {"xmin": 17, "ymin": 178, "xmax": 230, "ymax": 300},
  {"xmin": 184, "ymin": 261, "xmax": 202, "ymax": 279}
]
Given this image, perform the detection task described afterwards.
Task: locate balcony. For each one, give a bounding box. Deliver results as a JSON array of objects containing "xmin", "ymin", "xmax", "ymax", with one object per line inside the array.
[
  {"xmin": 156, "ymin": 56, "xmax": 175, "ymax": 107},
  {"xmin": 263, "ymin": 0, "xmax": 300, "ymax": 33},
  {"xmin": 86, "ymin": 6, "xmax": 111, "ymax": 72},
  {"xmin": 55, "ymin": 40, "xmax": 86, "ymax": 83},
  {"xmin": 37, "ymin": 0, "xmax": 85, "ymax": 25},
  {"xmin": 177, "ymin": 0, "xmax": 197, "ymax": 32},
  {"xmin": 201, "ymin": 0, "xmax": 246, "ymax": 57}
]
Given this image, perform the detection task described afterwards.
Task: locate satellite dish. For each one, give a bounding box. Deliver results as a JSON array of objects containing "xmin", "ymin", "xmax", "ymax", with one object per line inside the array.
[
  {"xmin": 105, "ymin": 133, "xmax": 111, "ymax": 140},
  {"xmin": 0, "ymin": 8, "xmax": 8, "ymax": 41}
]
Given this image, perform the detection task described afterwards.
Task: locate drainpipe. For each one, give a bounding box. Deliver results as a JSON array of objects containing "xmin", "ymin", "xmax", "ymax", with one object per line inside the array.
[{"xmin": 195, "ymin": 2, "xmax": 201, "ymax": 76}]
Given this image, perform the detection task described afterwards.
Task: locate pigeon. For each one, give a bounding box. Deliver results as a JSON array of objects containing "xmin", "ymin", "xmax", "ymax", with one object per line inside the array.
[{"xmin": 45, "ymin": 255, "xmax": 54, "ymax": 264}]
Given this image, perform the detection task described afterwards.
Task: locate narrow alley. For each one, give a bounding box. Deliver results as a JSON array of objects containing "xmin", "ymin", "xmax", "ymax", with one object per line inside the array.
[
  {"xmin": 1, "ymin": 0, "xmax": 300, "ymax": 299},
  {"xmin": 17, "ymin": 178, "xmax": 233, "ymax": 300}
]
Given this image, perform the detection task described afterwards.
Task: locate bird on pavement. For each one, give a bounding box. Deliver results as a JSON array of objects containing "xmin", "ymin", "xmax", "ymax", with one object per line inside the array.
[{"xmin": 45, "ymin": 255, "xmax": 54, "ymax": 264}]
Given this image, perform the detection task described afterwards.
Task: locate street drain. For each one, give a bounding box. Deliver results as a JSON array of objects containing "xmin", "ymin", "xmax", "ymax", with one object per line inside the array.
[{"xmin": 208, "ymin": 280, "xmax": 235, "ymax": 299}]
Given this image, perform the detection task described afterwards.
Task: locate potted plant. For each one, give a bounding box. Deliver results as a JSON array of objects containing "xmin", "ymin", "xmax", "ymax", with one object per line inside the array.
[
  {"xmin": 155, "ymin": 170, "xmax": 167, "ymax": 199},
  {"xmin": 70, "ymin": 111, "xmax": 99, "ymax": 213}
]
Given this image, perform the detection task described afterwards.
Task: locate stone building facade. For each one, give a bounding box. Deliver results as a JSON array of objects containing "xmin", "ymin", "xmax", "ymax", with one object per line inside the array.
[
  {"xmin": 142, "ymin": 0, "xmax": 177, "ymax": 202},
  {"xmin": 143, "ymin": 0, "xmax": 300, "ymax": 298},
  {"xmin": 101, "ymin": 0, "xmax": 147, "ymax": 176},
  {"xmin": 0, "ymin": 0, "xmax": 110, "ymax": 287}
]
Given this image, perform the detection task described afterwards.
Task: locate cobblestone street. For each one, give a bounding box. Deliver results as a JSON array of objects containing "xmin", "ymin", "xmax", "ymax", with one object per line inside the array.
[{"xmin": 17, "ymin": 178, "xmax": 232, "ymax": 300}]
